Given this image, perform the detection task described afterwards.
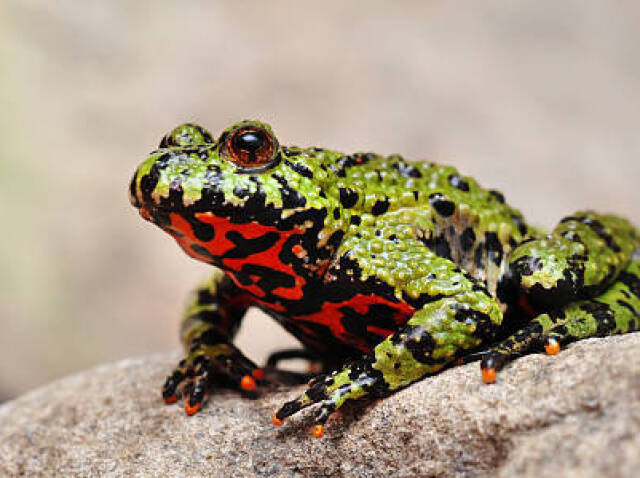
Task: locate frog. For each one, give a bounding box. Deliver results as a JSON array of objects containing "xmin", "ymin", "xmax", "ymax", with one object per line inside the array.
[{"xmin": 129, "ymin": 120, "xmax": 640, "ymax": 438}]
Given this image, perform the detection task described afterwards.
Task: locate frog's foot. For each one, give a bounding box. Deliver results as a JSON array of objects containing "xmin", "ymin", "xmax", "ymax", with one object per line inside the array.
[
  {"xmin": 162, "ymin": 344, "xmax": 264, "ymax": 415},
  {"xmin": 272, "ymin": 359, "xmax": 386, "ymax": 438},
  {"xmin": 478, "ymin": 320, "xmax": 551, "ymax": 384}
]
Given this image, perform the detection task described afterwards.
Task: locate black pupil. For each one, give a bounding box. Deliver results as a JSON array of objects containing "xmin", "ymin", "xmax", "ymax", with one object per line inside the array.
[{"xmin": 234, "ymin": 131, "xmax": 264, "ymax": 153}]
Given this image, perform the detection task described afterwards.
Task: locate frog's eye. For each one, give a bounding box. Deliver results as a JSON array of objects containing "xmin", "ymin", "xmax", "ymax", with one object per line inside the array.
[{"xmin": 221, "ymin": 125, "xmax": 279, "ymax": 170}]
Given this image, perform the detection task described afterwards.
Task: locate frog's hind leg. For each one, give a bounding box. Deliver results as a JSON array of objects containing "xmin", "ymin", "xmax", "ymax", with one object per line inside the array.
[
  {"xmin": 509, "ymin": 211, "xmax": 640, "ymax": 309},
  {"xmin": 480, "ymin": 252, "xmax": 640, "ymax": 382}
]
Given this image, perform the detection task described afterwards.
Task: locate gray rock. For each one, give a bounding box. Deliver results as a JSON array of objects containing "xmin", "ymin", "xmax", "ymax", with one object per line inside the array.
[{"xmin": 1, "ymin": 334, "xmax": 639, "ymax": 477}]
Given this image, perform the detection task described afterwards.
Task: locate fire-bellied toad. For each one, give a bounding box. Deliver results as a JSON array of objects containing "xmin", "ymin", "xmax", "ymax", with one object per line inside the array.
[{"xmin": 129, "ymin": 120, "xmax": 640, "ymax": 438}]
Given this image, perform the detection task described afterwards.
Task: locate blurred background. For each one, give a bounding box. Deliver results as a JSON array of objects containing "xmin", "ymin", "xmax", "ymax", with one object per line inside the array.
[{"xmin": 1, "ymin": 0, "xmax": 639, "ymax": 401}]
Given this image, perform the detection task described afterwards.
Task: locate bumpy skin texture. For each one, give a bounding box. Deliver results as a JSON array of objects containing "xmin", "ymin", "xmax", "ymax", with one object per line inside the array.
[{"xmin": 129, "ymin": 120, "xmax": 640, "ymax": 434}]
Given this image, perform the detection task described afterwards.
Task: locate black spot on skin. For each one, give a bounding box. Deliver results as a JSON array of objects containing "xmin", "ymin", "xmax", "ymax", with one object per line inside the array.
[
  {"xmin": 511, "ymin": 213, "xmax": 528, "ymax": 236},
  {"xmin": 485, "ymin": 232, "xmax": 504, "ymax": 266},
  {"xmin": 284, "ymin": 159, "xmax": 314, "ymax": 179},
  {"xmin": 474, "ymin": 243, "xmax": 485, "ymax": 270},
  {"xmin": 339, "ymin": 188, "xmax": 359, "ymax": 209},
  {"xmin": 429, "ymin": 193, "xmax": 455, "ymax": 217},
  {"xmin": 333, "ymin": 208, "xmax": 340, "ymax": 220},
  {"xmin": 512, "ymin": 256, "xmax": 543, "ymax": 276},
  {"xmin": 233, "ymin": 186, "xmax": 251, "ymax": 199},
  {"xmin": 350, "ymin": 215, "xmax": 362, "ymax": 226},
  {"xmin": 454, "ymin": 308, "xmax": 497, "ymax": 340},
  {"xmin": 460, "ymin": 228, "xmax": 476, "ymax": 252},
  {"xmin": 496, "ymin": 272, "xmax": 518, "ymax": 306},
  {"xmin": 372, "ymin": 198, "xmax": 390, "ymax": 216},
  {"xmin": 413, "ymin": 191, "xmax": 419, "ymax": 201},
  {"xmin": 281, "ymin": 147, "xmax": 296, "ymax": 157},
  {"xmin": 579, "ymin": 301, "xmax": 616, "ymax": 336},
  {"xmin": 428, "ymin": 234, "xmax": 452, "ymax": 260},
  {"xmin": 140, "ymin": 174, "xmax": 158, "ymax": 200},
  {"xmin": 271, "ymin": 174, "xmax": 307, "ymax": 208},
  {"xmin": 401, "ymin": 325, "xmax": 438, "ymax": 364},
  {"xmin": 448, "ymin": 174, "xmax": 470, "ymax": 192},
  {"xmin": 618, "ymin": 271, "xmax": 640, "ymax": 297},
  {"xmin": 489, "ymin": 190, "xmax": 505, "ymax": 203},
  {"xmin": 617, "ymin": 299, "xmax": 637, "ymax": 315},
  {"xmin": 392, "ymin": 161, "xmax": 422, "ymax": 178},
  {"xmin": 560, "ymin": 215, "xmax": 621, "ymax": 253}
]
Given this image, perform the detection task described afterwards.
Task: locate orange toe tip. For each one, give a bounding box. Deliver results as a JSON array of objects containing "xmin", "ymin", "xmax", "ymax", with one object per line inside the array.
[
  {"xmin": 252, "ymin": 368, "xmax": 264, "ymax": 380},
  {"xmin": 545, "ymin": 338, "xmax": 560, "ymax": 355},
  {"xmin": 164, "ymin": 395, "xmax": 178, "ymax": 404},
  {"xmin": 185, "ymin": 401, "xmax": 201, "ymax": 416},
  {"xmin": 482, "ymin": 367, "xmax": 496, "ymax": 384},
  {"xmin": 240, "ymin": 374, "xmax": 256, "ymax": 391},
  {"xmin": 272, "ymin": 413, "xmax": 284, "ymax": 427},
  {"xmin": 313, "ymin": 424, "xmax": 325, "ymax": 439}
]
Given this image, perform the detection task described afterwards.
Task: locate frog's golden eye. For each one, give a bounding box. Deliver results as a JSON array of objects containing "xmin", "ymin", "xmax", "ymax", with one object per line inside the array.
[{"xmin": 222, "ymin": 125, "xmax": 279, "ymax": 170}]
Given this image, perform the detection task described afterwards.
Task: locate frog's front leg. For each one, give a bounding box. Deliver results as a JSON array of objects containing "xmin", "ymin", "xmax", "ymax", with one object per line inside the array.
[
  {"xmin": 163, "ymin": 269, "xmax": 261, "ymax": 415},
  {"xmin": 274, "ymin": 211, "xmax": 504, "ymax": 436},
  {"xmin": 274, "ymin": 292, "xmax": 502, "ymax": 436}
]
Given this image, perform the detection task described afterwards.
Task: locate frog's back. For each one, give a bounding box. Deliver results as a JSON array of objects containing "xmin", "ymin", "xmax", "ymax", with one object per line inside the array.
[{"xmin": 314, "ymin": 151, "xmax": 532, "ymax": 295}]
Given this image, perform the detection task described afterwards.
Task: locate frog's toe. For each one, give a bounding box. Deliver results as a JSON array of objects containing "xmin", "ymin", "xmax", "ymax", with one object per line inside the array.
[
  {"xmin": 273, "ymin": 368, "xmax": 380, "ymax": 437},
  {"xmin": 273, "ymin": 375, "xmax": 332, "ymax": 422},
  {"xmin": 162, "ymin": 352, "xmax": 267, "ymax": 415},
  {"xmin": 479, "ymin": 332, "xmax": 561, "ymax": 384},
  {"xmin": 162, "ymin": 367, "xmax": 185, "ymax": 403}
]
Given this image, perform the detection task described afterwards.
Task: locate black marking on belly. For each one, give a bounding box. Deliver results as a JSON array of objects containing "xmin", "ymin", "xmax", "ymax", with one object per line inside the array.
[{"xmin": 222, "ymin": 231, "xmax": 280, "ymax": 259}]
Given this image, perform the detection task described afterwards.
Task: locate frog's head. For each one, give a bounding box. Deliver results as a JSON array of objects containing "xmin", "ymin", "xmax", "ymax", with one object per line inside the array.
[{"xmin": 129, "ymin": 121, "xmax": 346, "ymax": 281}]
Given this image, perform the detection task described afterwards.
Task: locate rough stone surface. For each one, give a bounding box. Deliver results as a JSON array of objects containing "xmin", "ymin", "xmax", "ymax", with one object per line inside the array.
[{"xmin": 1, "ymin": 334, "xmax": 639, "ymax": 478}]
